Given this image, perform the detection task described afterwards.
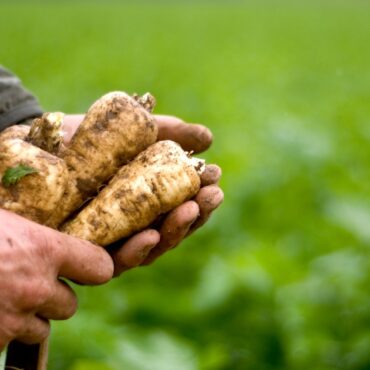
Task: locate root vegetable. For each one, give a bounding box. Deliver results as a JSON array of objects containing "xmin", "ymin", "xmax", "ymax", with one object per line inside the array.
[
  {"xmin": 61, "ymin": 140, "xmax": 205, "ymax": 246},
  {"xmin": 0, "ymin": 125, "xmax": 30, "ymax": 141},
  {"xmin": 0, "ymin": 92, "xmax": 205, "ymax": 247},
  {"xmin": 62, "ymin": 91, "xmax": 157, "ymax": 194},
  {"xmin": 0, "ymin": 137, "xmax": 69, "ymax": 225},
  {"xmin": 50, "ymin": 91, "xmax": 158, "ymax": 226}
]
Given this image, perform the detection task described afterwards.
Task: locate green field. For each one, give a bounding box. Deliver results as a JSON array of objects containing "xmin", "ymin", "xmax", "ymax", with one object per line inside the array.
[{"xmin": 1, "ymin": 1, "xmax": 370, "ymax": 369}]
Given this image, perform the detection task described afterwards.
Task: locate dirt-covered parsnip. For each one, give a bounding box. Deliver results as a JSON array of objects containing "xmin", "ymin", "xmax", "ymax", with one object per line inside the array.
[
  {"xmin": 50, "ymin": 91, "xmax": 158, "ymax": 227},
  {"xmin": 61, "ymin": 140, "xmax": 205, "ymax": 246},
  {"xmin": 0, "ymin": 124, "xmax": 30, "ymax": 141},
  {"xmin": 0, "ymin": 137, "xmax": 69, "ymax": 225}
]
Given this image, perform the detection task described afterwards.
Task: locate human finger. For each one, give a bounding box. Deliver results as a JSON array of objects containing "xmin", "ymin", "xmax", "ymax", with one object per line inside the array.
[
  {"xmin": 155, "ymin": 114, "xmax": 213, "ymax": 153},
  {"xmin": 16, "ymin": 316, "xmax": 50, "ymax": 345},
  {"xmin": 143, "ymin": 201, "xmax": 199, "ymax": 265},
  {"xmin": 37, "ymin": 279, "xmax": 78, "ymax": 320},
  {"xmin": 112, "ymin": 229, "xmax": 160, "ymax": 276},
  {"xmin": 61, "ymin": 114, "xmax": 84, "ymax": 145},
  {"xmin": 200, "ymin": 164, "xmax": 222, "ymax": 186},
  {"xmin": 188, "ymin": 185, "xmax": 224, "ymax": 235},
  {"xmin": 42, "ymin": 228, "xmax": 114, "ymax": 285}
]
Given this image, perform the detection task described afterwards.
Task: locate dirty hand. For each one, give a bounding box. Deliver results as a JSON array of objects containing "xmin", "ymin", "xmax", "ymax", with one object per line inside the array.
[
  {"xmin": 62, "ymin": 114, "xmax": 224, "ymax": 276},
  {"xmin": 0, "ymin": 209, "xmax": 113, "ymax": 350}
]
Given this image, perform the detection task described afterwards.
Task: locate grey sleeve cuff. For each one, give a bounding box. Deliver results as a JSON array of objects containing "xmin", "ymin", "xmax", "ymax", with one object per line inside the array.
[{"xmin": 0, "ymin": 66, "xmax": 43, "ymax": 131}]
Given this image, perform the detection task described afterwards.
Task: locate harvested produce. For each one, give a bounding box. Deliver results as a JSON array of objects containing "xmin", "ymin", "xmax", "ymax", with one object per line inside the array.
[
  {"xmin": 0, "ymin": 134, "xmax": 68, "ymax": 225},
  {"xmin": 0, "ymin": 91, "xmax": 204, "ymax": 245},
  {"xmin": 50, "ymin": 91, "xmax": 158, "ymax": 227},
  {"xmin": 62, "ymin": 140, "xmax": 204, "ymax": 246}
]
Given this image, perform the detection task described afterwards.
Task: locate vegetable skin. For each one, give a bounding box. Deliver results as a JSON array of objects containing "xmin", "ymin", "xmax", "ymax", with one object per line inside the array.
[
  {"xmin": 50, "ymin": 91, "xmax": 158, "ymax": 227},
  {"xmin": 0, "ymin": 138, "xmax": 69, "ymax": 225},
  {"xmin": 26, "ymin": 112, "xmax": 65, "ymax": 155},
  {"xmin": 61, "ymin": 140, "xmax": 204, "ymax": 246},
  {"xmin": 0, "ymin": 125, "xmax": 30, "ymax": 141}
]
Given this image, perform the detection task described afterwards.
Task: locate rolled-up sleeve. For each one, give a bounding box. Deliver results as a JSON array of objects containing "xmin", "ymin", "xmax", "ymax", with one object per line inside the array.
[{"xmin": 0, "ymin": 66, "xmax": 43, "ymax": 131}]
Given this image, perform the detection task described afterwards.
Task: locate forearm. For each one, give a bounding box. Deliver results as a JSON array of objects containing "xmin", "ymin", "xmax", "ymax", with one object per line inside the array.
[{"xmin": 0, "ymin": 66, "xmax": 43, "ymax": 131}]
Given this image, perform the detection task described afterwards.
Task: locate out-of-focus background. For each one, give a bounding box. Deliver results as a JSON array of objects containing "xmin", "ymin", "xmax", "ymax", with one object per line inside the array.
[{"xmin": 1, "ymin": 1, "xmax": 370, "ymax": 369}]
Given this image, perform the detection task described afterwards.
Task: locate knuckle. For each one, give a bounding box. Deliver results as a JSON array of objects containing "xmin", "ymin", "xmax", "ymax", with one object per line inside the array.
[
  {"xmin": 1, "ymin": 314, "xmax": 24, "ymax": 340},
  {"xmin": 18, "ymin": 280, "xmax": 38, "ymax": 309},
  {"xmin": 24, "ymin": 319, "xmax": 51, "ymax": 344},
  {"xmin": 27, "ymin": 224, "xmax": 62, "ymax": 262},
  {"xmin": 27, "ymin": 232, "xmax": 53, "ymax": 265},
  {"xmin": 26, "ymin": 225, "xmax": 48, "ymax": 249},
  {"xmin": 19, "ymin": 279, "xmax": 52, "ymax": 309},
  {"xmin": 37, "ymin": 280, "xmax": 54, "ymax": 306}
]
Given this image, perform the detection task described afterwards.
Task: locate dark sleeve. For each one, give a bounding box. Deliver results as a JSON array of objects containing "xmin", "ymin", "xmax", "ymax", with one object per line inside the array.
[{"xmin": 0, "ymin": 66, "xmax": 43, "ymax": 131}]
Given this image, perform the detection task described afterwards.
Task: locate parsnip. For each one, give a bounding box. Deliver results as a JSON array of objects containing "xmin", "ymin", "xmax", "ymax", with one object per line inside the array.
[
  {"xmin": 50, "ymin": 91, "xmax": 158, "ymax": 226},
  {"xmin": 61, "ymin": 140, "xmax": 205, "ymax": 246},
  {"xmin": 0, "ymin": 124, "xmax": 30, "ymax": 141},
  {"xmin": 0, "ymin": 92, "xmax": 205, "ymax": 247},
  {"xmin": 0, "ymin": 138, "xmax": 69, "ymax": 225}
]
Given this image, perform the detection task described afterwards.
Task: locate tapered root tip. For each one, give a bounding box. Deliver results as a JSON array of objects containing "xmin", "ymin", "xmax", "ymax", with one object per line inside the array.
[
  {"xmin": 26, "ymin": 112, "xmax": 65, "ymax": 154},
  {"xmin": 132, "ymin": 93, "xmax": 156, "ymax": 112}
]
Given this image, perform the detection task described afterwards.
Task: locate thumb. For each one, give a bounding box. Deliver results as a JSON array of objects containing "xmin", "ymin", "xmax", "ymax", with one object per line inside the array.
[{"xmin": 46, "ymin": 228, "xmax": 114, "ymax": 285}]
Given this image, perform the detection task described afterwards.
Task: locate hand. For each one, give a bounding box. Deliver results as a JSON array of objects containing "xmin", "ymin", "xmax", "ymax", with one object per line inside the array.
[
  {"xmin": 0, "ymin": 209, "xmax": 113, "ymax": 350},
  {"xmin": 62, "ymin": 114, "xmax": 224, "ymax": 276}
]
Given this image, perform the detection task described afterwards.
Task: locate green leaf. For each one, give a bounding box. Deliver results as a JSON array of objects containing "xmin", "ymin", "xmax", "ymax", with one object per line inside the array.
[{"xmin": 1, "ymin": 164, "xmax": 38, "ymax": 187}]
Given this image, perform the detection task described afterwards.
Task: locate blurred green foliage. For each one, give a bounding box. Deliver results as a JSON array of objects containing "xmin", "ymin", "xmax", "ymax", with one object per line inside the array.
[{"xmin": 1, "ymin": 1, "xmax": 370, "ymax": 369}]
